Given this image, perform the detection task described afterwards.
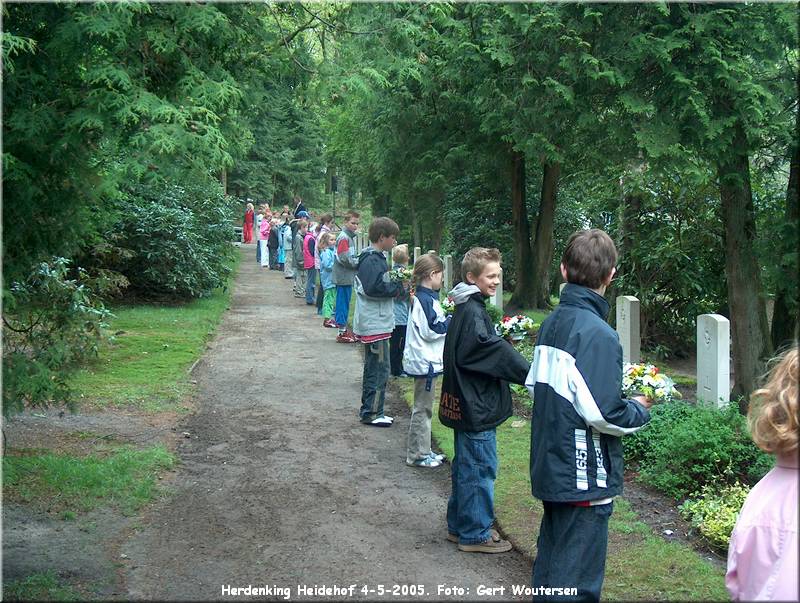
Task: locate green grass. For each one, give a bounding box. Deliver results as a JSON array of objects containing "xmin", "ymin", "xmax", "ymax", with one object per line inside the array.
[
  {"xmin": 69, "ymin": 257, "xmax": 239, "ymax": 411},
  {"xmin": 3, "ymin": 571, "xmax": 81, "ymax": 602},
  {"xmin": 402, "ymin": 381, "xmax": 727, "ymax": 601},
  {"xmin": 3, "ymin": 445, "xmax": 176, "ymax": 516}
]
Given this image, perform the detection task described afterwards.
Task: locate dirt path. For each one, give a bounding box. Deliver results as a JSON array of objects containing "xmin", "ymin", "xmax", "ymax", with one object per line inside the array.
[{"xmin": 120, "ymin": 247, "xmax": 532, "ymax": 601}]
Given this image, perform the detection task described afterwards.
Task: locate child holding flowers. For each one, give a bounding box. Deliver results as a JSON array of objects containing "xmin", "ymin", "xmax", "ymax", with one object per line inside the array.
[
  {"xmin": 525, "ymin": 229, "xmax": 651, "ymax": 601},
  {"xmin": 726, "ymin": 346, "xmax": 798, "ymax": 602},
  {"xmin": 402, "ymin": 253, "xmax": 451, "ymax": 468},
  {"xmin": 390, "ymin": 244, "xmax": 412, "ymax": 376}
]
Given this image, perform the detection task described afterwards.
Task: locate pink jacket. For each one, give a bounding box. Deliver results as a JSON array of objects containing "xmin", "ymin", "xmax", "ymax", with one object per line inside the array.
[
  {"xmin": 314, "ymin": 224, "xmax": 331, "ymax": 269},
  {"xmin": 259, "ymin": 219, "xmax": 270, "ymax": 241},
  {"xmin": 303, "ymin": 232, "xmax": 315, "ymax": 269},
  {"xmin": 726, "ymin": 453, "xmax": 798, "ymax": 601}
]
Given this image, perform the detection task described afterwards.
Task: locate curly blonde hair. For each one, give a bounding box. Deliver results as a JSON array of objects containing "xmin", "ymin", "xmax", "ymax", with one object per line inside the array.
[{"xmin": 748, "ymin": 347, "xmax": 798, "ymax": 456}]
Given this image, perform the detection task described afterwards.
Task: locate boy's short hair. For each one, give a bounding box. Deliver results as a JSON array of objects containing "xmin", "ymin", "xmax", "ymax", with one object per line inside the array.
[
  {"xmin": 319, "ymin": 213, "xmax": 333, "ymax": 225},
  {"xmin": 368, "ymin": 217, "xmax": 399, "ymax": 243},
  {"xmin": 561, "ymin": 229, "xmax": 617, "ymax": 289},
  {"xmin": 344, "ymin": 210, "xmax": 360, "ymax": 222},
  {"xmin": 392, "ymin": 244, "xmax": 409, "ymax": 264},
  {"xmin": 297, "ymin": 219, "xmax": 308, "ymax": 230},
  {"xmin": 461, "ymin": 247, "xmax": 501, "ymax": 282}
]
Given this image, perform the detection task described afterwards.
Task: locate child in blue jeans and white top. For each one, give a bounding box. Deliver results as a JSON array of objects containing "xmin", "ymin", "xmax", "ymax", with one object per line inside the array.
[{"xmin": 403, "ymin": 253, "xmax": 451, "ymax": 468}]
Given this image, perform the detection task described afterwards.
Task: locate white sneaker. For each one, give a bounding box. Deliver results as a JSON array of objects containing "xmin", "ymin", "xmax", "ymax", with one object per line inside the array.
[
  {"xmin": 363, "ymin": 416, "xmax": 392, "ymax": 427},
  {"xmin": 428, "ymin": 451, "xmax": 445, "ymax": 462},
  {"xmin": 383, "ymin": 415, "xmax": 394, "ymax": 423},
  {"xmin": 407, "ymin": 456, "xmax": 441, "ymax": 468}
]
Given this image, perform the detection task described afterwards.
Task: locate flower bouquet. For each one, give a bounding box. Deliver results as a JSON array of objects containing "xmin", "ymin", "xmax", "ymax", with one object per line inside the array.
[
  {"xmin": 440, "ymin": 296, "xmax": 455, "ymax": 316},
  {"xmin": 495, "ymin": 314, "xmax": 538, "ymax": 342},
  {"xmin": 388, "ymin": 266, "xmax": 413, "ymax": 282},
  {"xmin": 622, "ymin": 363, "xmax": 682, "ymax": 404}
]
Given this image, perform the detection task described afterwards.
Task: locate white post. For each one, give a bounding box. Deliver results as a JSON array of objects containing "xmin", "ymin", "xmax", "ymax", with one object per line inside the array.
[
  {"xmin": 490, "ymin": 270, "xmax": 503, "ymax": 312},
  {"xmin": 616, "ymin": 296, "xmax": 641, "ymax": 364},
  {"xmin": 413, "ymin": 246, "xmax": 421, "ymax": 265},
  {"xmin": 559, "ymin": 282, "xmax": 567, "ymax": 297},
  {"xmin": 443, "ymin": 255, "xmax": 453, "ymax": 292},
  {"xmin": 696, "ymin": 314, "xmax": 731, "ymax": 407}
]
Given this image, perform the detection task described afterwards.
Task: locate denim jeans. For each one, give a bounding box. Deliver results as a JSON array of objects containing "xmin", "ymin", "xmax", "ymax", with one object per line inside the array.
[
  {"xmin": 335, "ymin": 285, "xmax": 352, "ymax": 329},
  {"xmin": 447, "ymin": 429, "xmax": 497, "ymax": 545},
  {"xmin": 305, "ymin": 267, "xmax": 317, "ymax": 303},
  {"xmin": 389, "ymin": 324, "xmax": 407, "ymax": 376},
  {"xmin": 359, "ymin": 339, "xmax": 390, "ymax": 422},
  {"xmin": 532, "ymin": 501, "xmax": 613, "ymax": 603}
]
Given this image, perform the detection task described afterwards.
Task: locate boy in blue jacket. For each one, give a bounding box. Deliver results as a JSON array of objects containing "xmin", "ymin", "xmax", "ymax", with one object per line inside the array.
[
  {"xmin": 526, "ymin": 229, "xmax": 652, "ymax": 602},
  {"xmin": 352, "ymin": 217, "xmax": 408, "ymax": 426}
]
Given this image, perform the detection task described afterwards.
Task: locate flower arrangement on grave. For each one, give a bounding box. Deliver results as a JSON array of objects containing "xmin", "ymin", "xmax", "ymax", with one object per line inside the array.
[
  {"xmin": 622, "ymin": 363, "xmax": 682, "ymax": 403},
  {"xmin": 440, "ymin": 296, "xmax": 455, "ymax": 316},
  {"xmin": 388, "ymin": 265, "xmax": 413, "ymax": 282},
  {"xmin": 495, "ymin": 314, "xmax": 538, "ymax": 341}
]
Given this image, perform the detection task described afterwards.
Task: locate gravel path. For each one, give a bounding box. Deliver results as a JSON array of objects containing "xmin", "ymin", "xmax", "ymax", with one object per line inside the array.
[{"xmin": 121, "ymin": 247, "xmax": 532, "ymax": 601}]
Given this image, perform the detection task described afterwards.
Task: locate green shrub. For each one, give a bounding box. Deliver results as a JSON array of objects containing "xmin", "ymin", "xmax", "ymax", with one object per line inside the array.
[
  {"xmin": 679, "ymin": 482, "xmax": 750, "ymax": 551},
  {"xmin": 627, "ymin": 401, "xmax": 773, "ymax": 500},
  {"xmin": 110, "ymin": 180, "xmax": 237, "ymax": 299},
  {"xmin": 2, "ymin": 258, "xmax": 112, "ymax": 417}
]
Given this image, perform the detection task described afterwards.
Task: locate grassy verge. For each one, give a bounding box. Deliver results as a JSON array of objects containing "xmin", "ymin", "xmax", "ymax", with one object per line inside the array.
[
  {"xmin": 401, "ymin": 381, "xmax": 727, "ymax": 601},
  {"xmin": 3, "ymin": 445, "xmax": 176, "ymax": 517},
  {"xmin": 2, "ymin": 571, "xmax": 81, "ymax": 602},
  {"xmin": 69, "ymin": 255, "xmax": 240, "ymax": 412}
]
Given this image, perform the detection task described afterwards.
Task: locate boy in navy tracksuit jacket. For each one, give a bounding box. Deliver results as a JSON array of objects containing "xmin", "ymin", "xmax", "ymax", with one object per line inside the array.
[{"xmin": 526, "ymin": 229, "xmax": 652, "ymax": 602}]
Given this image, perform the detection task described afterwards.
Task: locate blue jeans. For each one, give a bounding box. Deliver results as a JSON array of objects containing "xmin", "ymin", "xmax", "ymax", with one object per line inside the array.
[
  {"xmin": 447, "ymin": 429, "xmax": 497, "ymax": 545},
  {"xmin": 359, "ymin": 339, "xmax": 390, "ymax": 422},
  {"xmin": 305, "ymin": 267, "xmax": 317, "ymax": 303},
  {"xmin": 532, "ymin": 501, "xmax": 613, "ymax": 603},
  {"xmin": 335, "ymin": 285, "xmax": 352, "ymax": 329}
]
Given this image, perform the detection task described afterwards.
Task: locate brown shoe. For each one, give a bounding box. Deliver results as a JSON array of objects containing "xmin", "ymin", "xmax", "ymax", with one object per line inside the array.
[
  {"xmin": 457, "ymin": 530, "xmax": 511, "ymax": 554},
  {"xmin": 448, "ymin": 528, "xmax": 499, "ymax": 544}
]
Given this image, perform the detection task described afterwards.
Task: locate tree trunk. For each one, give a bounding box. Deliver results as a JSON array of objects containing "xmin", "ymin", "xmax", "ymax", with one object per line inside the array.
[
  {"xmin": 617, "ymin": 183, "xmax": 645, "ymax": 338},
  {"xmin": 509, "ymin": 149, "xmax": 535, "ymax": 308},
  {"xmin": 530, "ymin": 161, "xmax": 560, "ymax": 309},
  {"xmin": 220, "ymin": 169, "xmax": 227, "ymax": 196},
  {"xmin": 770, "ymin": 107, "xmax": 799, "ymax": 350},
  {"xmin": 429, "ymin": 190, "xmax": 446, "ymax": 252},
  {"xmin": 717, "ymin": 126, "xmax": 773, "ymax": 410},
  {"xmin": 347, "ymin": 186, "xmax": 354, "ymax": 209}
]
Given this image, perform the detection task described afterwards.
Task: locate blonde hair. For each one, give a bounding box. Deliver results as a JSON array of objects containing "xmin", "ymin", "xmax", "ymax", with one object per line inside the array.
[
  {"xmin": 748, "ymin": 347, "xmax": 799, "ymax": 456},
  {"xmin": 413, "ymin": 253, "xmax": 444, "ymax": 285},
  {"xmin": 392, "ymin": 244, "xmax": 409, "ymax": 264},
  {"xmin": 461, "ymin": 247, "xmax": 501, "ymax": 282},
  {"xmin": 318, "ymin": 232, "xmax": 333, "ymax": 249}
]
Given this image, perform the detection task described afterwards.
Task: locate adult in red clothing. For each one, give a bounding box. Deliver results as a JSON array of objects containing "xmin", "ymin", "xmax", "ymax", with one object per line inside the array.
[{"xmin": 243, "ymin": 202, "xmax": 254, "ymax": 244}]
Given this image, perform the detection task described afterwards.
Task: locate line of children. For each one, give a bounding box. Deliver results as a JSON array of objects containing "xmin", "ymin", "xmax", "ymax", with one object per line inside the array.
[{"xmin": 333, "ymin": 211, "xmax": 360, "ymax": 343}]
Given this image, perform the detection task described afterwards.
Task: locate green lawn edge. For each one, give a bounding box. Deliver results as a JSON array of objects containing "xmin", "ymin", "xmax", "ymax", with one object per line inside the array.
[
  {"xmin": 400, "ymin": 380, "xmax": 727, "ymax": 601},
  {"xmin": 68, "ymin": 252, "xmax": 241, "ymax": 412}
]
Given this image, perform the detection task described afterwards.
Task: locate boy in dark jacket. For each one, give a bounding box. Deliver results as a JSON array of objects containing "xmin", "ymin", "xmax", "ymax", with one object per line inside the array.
[
  {"xmin": 439, "ymin": 247, "xmax": 530, "ymax": 553},
  {"xmin": 352, "ymin": 217, "xmax": 408, "ymax": 426},
  {"xmin": 526, "ymin": 229, "xmax": 651, "ymax": 602}
]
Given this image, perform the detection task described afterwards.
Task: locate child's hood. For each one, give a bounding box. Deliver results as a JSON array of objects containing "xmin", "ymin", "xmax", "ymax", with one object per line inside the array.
[
  {"xmin": 449, "ymin": 282, "xmax": 482, "ymax": 305},
  {"xmin": 357, "ymin": 246, "xmax": 386, "ymax": 263}
]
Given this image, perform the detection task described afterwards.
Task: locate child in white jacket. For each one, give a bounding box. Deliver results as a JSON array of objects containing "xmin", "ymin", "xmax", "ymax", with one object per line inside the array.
[{"xmin": 403, "ymin": 253, "xmax": 451, "ymax": 468}]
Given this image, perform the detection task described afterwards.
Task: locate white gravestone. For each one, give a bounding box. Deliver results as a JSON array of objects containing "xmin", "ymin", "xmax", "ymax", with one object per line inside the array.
[
  {"xmin": 490, "ymin": 270, "xmax": 503, "ymax": 312},
  {"xmin": 413, "ymin": 246, "xmax": 421, "ymax": 265},
  {"xmin": 616, "ymin": 296, "xmax": 641, "ymax": 364},
  {"xmin": 443, "ymin": 255, "xmax": 453, "ymax": 292},
  {"xmin": 696, "ymin": 314, "xmax": 730, "ymax": 407},
  {"xmin": 559, "ymin": 282, "xmax": 567, "ymax": 296}
]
